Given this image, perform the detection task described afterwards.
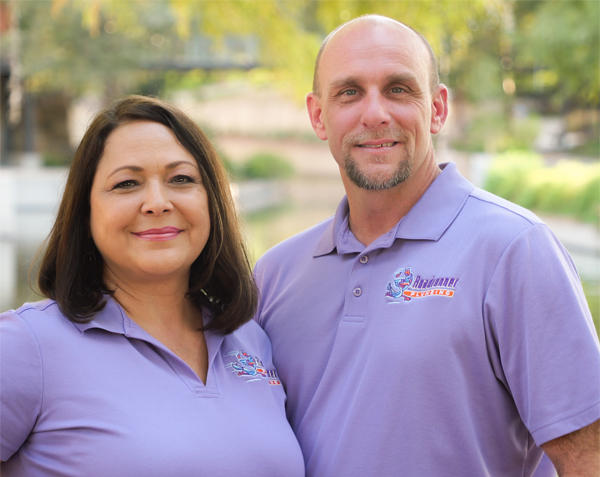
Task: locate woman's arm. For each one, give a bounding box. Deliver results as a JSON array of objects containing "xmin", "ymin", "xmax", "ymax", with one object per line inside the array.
[{"xmin": 0, "ymin": 310, "xmax": 43, "ymax": 461}]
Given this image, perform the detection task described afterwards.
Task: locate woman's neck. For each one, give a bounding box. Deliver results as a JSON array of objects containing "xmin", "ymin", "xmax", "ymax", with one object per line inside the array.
[
  {"xmin": 104, "ymin": 269, "xmax": 201, "ymax": 332},
  {"xmin": 104, "ymin": 268, "xmax": 209, "ymax": 384}
]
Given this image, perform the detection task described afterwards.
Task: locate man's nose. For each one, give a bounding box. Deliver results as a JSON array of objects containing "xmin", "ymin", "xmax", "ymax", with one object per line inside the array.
[
  {"xmin": 141, "ymin": 182, "xmax": 172, "ymax": 216},
  {"xmin": 361, "ymin": 91, "xmax": 392, "ymax": 129}
]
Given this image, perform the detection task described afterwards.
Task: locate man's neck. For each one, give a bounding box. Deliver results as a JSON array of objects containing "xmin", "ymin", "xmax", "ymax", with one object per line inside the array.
[{"xmin": 344, "ymin": 157, "xmax": 441, "ymax": 247}]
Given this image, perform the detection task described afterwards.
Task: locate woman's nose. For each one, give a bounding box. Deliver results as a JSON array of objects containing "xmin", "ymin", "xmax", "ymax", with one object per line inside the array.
[{"xmin": 140, "ymin": 182, "xmax": 172, "ymax": 215}]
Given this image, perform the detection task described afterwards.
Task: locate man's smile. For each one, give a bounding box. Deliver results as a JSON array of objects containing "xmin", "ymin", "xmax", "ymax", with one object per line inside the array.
[{"xmin": 358, "ymin": 142, "xmax": 398, "ymax": 148}]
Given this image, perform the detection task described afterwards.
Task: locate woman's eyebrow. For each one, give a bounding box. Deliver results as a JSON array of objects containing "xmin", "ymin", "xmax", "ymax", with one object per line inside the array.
[
  {"xmin": 165, "ymin": 160, "xmax": 199, "ymax": 171},
  {"xmin": 107, "ymin": 165, "xmax": 143, "ymax": 179},
  {"xmin": 106, "ymin": 160, "xmax": 199, "ymax": 179}
]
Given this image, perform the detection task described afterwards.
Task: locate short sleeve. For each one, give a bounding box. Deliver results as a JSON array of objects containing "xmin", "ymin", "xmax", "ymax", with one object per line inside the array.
[
  {"xmin": 1, "ymin": 310, "xmax": 43, "ymax": 460},
  {"xmin": 484, "ymin": 224, "xmax": 600, "ymax": 446}
]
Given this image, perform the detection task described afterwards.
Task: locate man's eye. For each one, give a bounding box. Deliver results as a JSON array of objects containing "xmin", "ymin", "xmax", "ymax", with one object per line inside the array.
[
  {"xmin": 342, "ymin": 89, "xmax": 358, "ymax": 96},
  {"xmin": 171, "ymin": 175, "xmax": 196, "ymax": 184},
  {"xmin": 113, "ymin": 180, "xmax": 138, "ymax": 189},
  {"xmin": 391, "ymin": 87, "xmax": 405, "ymax": 94}
]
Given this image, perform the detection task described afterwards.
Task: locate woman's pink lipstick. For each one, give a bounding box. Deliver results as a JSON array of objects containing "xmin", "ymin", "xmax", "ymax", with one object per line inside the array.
[{"xmin": 133, "ymin": 227, "xmax": 182, "ymax": 241}]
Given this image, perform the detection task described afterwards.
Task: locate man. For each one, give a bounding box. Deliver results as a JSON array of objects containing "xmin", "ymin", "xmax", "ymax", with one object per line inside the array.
[{"xmin": 254, "ymin": 15, "xmax": 600, "ymax": 476}]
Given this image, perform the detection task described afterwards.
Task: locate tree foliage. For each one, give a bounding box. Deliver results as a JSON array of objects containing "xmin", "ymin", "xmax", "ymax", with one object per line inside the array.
[
  {"xmin": 514, "ymin": 0, "xmax": 599, "ymax": 107},
  {"xmin": 10, "ymin": 1, "xmax": 177, "ymax": 99},
  {"xmin": 1, "ymin": 0, "xmax": 597, "ymax": 109}
]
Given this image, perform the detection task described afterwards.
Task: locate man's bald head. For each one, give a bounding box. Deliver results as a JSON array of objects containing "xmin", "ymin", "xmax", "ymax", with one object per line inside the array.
[{"xmin": 312, "ymin": 15, "xmax": 439, "ymax": 97}]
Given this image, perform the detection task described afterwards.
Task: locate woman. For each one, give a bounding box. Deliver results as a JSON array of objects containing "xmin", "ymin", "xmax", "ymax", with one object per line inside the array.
[{"xmin": 0, "ymin": 96, "xmax": 304, "ymax": 476}]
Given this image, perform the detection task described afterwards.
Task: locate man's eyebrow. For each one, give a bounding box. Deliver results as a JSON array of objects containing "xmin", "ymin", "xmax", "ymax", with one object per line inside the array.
[
  {"xmin": 385, "ymin": 73, "xmax": 419, "ymax": 86},
  {"xmin": 328, "ymin": 72, "xmax": 421, "ymax": 96},
  {"xmin": 107, "ymin": 160, "xmax": 199, "ymax": 179},
  {"xmin": 328, "ymin": 76, "xmax": 364, "ymax": 94}
]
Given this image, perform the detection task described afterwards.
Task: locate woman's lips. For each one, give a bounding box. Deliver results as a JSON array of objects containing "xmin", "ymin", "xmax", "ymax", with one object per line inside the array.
[{"xmin": 133, "ymin": 227, "xmax": 183, "ymax": 241}]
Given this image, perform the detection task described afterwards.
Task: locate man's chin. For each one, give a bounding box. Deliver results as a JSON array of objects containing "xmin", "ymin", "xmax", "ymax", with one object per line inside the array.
[
  {"xmin": 346, "ymin": 168, "xmax": 412, "ymax": 191},
  {"xmin": 344, "ymin": 157, "xmax": 412, "ymax": 191}
]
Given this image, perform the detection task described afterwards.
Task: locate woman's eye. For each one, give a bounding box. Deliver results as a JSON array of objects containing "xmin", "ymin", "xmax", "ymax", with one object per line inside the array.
[
  {"xmin": 171, "ymin": 175, "xmax": 195, "ymax": 184},
  {"xmin": 113, "ymin": 180, "xmax": 138, "ymax": 189}
]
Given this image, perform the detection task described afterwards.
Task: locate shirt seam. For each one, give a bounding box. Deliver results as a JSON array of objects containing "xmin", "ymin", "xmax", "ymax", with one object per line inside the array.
[
  {"xmin": 11, "ymin": 312, "xmax": 45, "ymax": 428},
  {"xmin": 482, "ymin": 223, "xmax": 547, "ymax": 307},
  {"xmin": 1, "ymin": 436, "xmax": 20, "ymax": 457},
  {"xmin": 17, "ymin": 299, "xmax": 56, "ymax": 315},
  {"xmin": 528, "ymin": 399, "xmax": 600, "ymax": 435},
  {"xmin": 481, "ymin": 222, "xmax": 549, "ymax": 421},
  {"xmin": 469, "ymin": 193, "xmax": 537, "ymax": 227}
]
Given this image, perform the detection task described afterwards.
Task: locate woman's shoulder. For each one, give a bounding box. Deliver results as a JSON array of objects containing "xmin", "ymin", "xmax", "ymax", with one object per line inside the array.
[
  {"xmin": 3, "ymin": 298, "xmax": 63, "ymax": 320},
  {"xmin": 6, "ymin": 299, "xmax": 58, "ymax": 316},
  {"xmin": 1, "ymin": 299, "xmax": 77, "ymax": 339}
]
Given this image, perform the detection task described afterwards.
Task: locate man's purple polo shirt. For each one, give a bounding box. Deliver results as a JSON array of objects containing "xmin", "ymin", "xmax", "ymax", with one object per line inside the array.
[
  {"xmin": 254, "ymin": 162, "xmax": 600, "ymax": 477},
  {"xmin": 1, "ymin": 297, "xmax": 304, "ymax": 476}
]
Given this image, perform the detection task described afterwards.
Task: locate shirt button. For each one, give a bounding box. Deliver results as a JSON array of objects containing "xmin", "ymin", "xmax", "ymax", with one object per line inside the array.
[
  {"xmin": 353, "ymin": 287, "xmax": 362, "ymax": 297},
  {"xmin": 359, "ymin": 255, "xmax": 369, "ymax": 264}
]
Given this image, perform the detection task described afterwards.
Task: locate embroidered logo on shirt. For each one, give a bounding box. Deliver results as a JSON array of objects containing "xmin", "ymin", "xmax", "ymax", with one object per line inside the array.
[
  {"xmin": 225, "ymin": 350, "xmax": 281, "ymax": 385},
  {"xmin": 385, "ymin": 266, "xmax": 459, "ymax": 302}
]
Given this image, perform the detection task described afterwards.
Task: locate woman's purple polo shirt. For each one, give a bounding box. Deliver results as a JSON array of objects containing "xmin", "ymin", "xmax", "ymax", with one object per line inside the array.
[{"xmin": 0, "ymin": 298, "xmax": 304, "ymax": 476}]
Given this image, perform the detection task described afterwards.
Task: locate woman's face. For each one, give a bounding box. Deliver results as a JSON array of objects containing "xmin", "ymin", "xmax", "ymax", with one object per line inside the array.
[{"xmin": 89, "ymin": 121, "xmax": 211, "ymax": 286}]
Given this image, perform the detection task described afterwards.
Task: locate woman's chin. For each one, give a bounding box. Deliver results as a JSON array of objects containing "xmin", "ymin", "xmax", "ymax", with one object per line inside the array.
[{"xmin": 106, "ymin": 262, "xmax": 192, "ymax": 288}]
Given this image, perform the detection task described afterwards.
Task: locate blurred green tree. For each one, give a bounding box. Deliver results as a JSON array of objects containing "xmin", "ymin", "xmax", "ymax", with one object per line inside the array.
[
  {"xmin": 14, "ymin": 1, "xmax": 185, "ymax": 102},
  {"xmin": 513, "ymin": 0, "xmax": 599, "ymax": 109},
  {"xmin": 1, "ymin": 0, "xmax": 597, "ymax": 150},
  {"xmin": 2, "ymin": 0, "xmax": 504, "ymax": 102}
]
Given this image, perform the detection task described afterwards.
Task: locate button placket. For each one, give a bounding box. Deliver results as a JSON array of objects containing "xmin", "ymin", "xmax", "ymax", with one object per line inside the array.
[{"xmin": 343, "ymin": 252, "xmax": 376, "ymax": 322}]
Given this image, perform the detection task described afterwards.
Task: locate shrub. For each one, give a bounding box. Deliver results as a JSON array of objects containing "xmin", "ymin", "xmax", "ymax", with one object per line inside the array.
[
  {"xmin": 218, "ymin": 153, "xmax": 244, "ymax": 180},
  {"xmin": 242, "ymin": 153, "xmax": 294, "ymax": 180},
  {"xmin": 484, "ymin": 151, "xmax": 543, "ymax": 202},
  {"xmin": 44, "ymin": 153, "xmax": 71, "ymax": 167},
  {"xmin": 453, "ymin": 111, "xmax": 540, "ymax": 153},
  {"xmin": 484, "ymin": 152, "xmax": 599, "ymax": 223}
]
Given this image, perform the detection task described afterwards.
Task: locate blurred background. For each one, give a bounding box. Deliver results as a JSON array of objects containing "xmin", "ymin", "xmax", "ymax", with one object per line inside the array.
[{"xmin": 0, "ymin": 0, "xmax": 598, "ymax": 333}]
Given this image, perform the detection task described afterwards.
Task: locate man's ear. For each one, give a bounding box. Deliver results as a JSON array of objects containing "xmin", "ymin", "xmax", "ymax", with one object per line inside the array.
[
  {"xmin": 306, "ymin": 92, "xmax": 328, "ymax": 141},
  {"xmin": 430, "ymin": 85, "xmax": 449, "ymax": 134}
]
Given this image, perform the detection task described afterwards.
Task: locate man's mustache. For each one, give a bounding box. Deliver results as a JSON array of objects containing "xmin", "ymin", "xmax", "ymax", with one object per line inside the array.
[{"xmin": 343, "ymin": 128, "xmax": 408, "ymax": 147}]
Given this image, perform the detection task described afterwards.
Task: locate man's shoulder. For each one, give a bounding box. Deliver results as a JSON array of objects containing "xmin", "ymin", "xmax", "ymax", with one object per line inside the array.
[
  {"xmin": 256, "ymin": 215, "xmax": 334, "ymax": 270},
  {"xmin": 465, "ymin": 187, "xmax": 544, "ymax": 231}
]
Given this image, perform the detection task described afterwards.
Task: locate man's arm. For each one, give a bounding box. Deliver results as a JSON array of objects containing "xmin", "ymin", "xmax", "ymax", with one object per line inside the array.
[{"xmin": 541, "ymin": 419, "xmax": 599, "ymax": 476}]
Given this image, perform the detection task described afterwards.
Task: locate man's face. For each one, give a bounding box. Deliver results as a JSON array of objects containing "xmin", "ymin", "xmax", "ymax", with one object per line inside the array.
[{"xmin": 307, "ymin": 21, "xmax": 445, "ymax": 190}]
